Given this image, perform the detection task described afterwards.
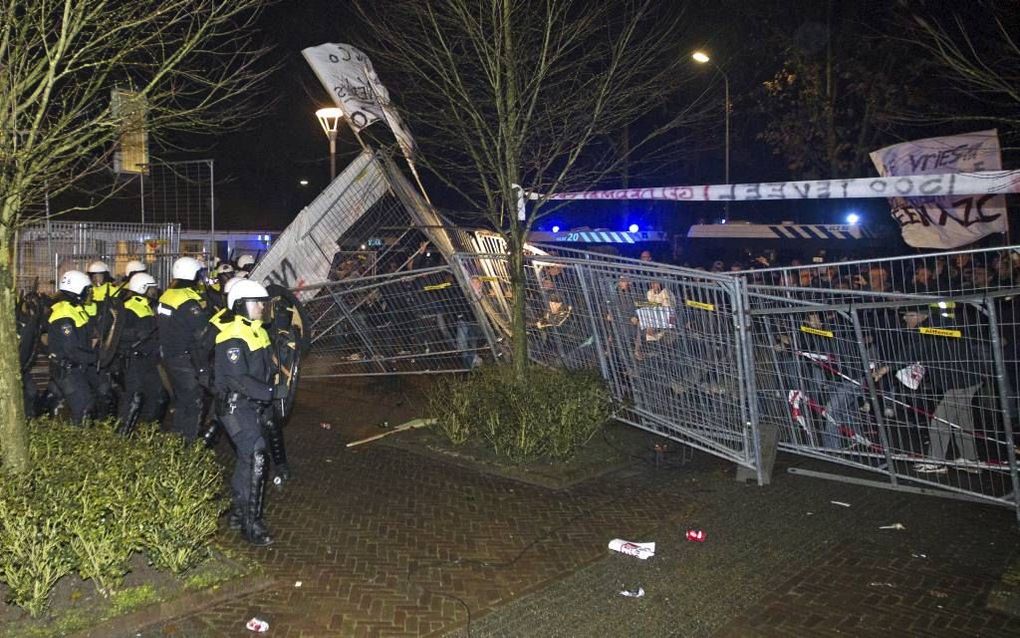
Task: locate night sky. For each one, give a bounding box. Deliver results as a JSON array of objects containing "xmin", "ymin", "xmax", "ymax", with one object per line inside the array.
[{"xmin": 106, "ymin": 0, "xmax": 1013, "ymax": 239}]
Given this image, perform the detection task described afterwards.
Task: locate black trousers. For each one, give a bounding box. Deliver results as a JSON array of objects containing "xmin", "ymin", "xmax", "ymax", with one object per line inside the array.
[
  {"xmin": 163, "ymin": 354, "xmax": 205, "ymax": 441},
  {"xmin": 220, "ymin": 403, "xmax": 267, "ymax": 510},
  {"xmin": 118, "ymin": 355, "xmax": 168, "ymax": 425},
  {"xmin": 54, "ymin": 365, "xmax": 98, "ymax": 424}
]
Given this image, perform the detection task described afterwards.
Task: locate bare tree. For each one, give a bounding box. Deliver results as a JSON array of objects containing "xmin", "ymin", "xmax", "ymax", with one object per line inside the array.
[
  {"xmin": 0, "ymin": 0, "xmax": 276, "ymax": 473},
  {"xmin": 353, "ymin": 0, "xmax": 712, "ymax": 380},
  {"xmin": 904, "ymin": 1, "xmax": 1020, "ymax": 137}
]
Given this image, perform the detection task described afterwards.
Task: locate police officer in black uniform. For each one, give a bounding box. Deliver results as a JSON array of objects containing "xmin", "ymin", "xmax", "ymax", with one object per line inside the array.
[
  {"xmin": 158, "ymin": 257, "xmax": 211, "ymax": 441},
  {"xmin": 214, "ymin": 279, "xmax": 275, "ymax": 546},
  {"xmin": 117, "ymin": 273, "xmax": 166, "ymax": 434},
  {"xmin": 47, "ymin": 270, "xmax": 99, "ymax": 424}
]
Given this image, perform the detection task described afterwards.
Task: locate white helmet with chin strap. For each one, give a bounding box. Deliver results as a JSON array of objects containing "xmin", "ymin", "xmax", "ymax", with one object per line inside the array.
[
  {"xmin": 235, "ymin": 254, "xmax": 256, "ymax": 271},
  {"xmin": 124, "ymin": 260, "xmax": 147, "ymax": 277},
  {"xmin": 227, "ymin": 279, "xmax": 269, "ymax": 319},
  {"xmin": 127, "ymin": 272, "xmax": 158, "ymax": 295},
  {"xmin": 223, "ymin": 275, "xmax": 246, "ymax": 296},
  {"xmin": 87, "ymin": 260, "xmax": 111, "ymax": 275},
  {"xmin": 59, "ymin": 270, "xmax": 91, "ymax": 299},
  {"xmin": 171, "ymin": 256, "xmax": 204, "ymax": 282}
]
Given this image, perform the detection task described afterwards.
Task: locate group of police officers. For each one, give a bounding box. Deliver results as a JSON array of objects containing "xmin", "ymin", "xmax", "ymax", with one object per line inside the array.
[{"xmin": 33, "ymin": 254, "xmax": 301, "ymax": 547}]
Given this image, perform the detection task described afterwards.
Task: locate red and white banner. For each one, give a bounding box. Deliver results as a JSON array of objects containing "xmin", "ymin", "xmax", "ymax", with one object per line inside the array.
[
  {"xmin": 532, "ymin": 171, "xmax": 1020, "ymax": 203},
  {"xmin": 870, "ymin": 130, "xmax": 1009, "ymax": 249}
]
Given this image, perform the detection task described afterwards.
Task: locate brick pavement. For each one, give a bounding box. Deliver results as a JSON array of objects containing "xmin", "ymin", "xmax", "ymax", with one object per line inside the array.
[{"xmin": 137, "ymin": 378, "xmax": 1020, "ymax": 637}]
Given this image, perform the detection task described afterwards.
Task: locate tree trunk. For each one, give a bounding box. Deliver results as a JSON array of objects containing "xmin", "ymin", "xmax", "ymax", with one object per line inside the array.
[
  {"xmin": 508, "ymin": 230, "xmax": 528, "ymax": 383},
  {"xmin": 0, "ymin": 232, "xmax": 29, "ymax": 474}
]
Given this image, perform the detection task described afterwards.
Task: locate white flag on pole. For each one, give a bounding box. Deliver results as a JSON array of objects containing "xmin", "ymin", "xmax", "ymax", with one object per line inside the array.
[
  {"xmin": 869, "ymin": 130, "xmax": 1008, "ymax": 249},
  {"xmin": 301, "ymin": 42, "xmax": 417, "ymax": 158}
]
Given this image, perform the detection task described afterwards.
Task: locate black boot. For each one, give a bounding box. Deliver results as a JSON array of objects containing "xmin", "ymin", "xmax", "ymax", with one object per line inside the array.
[
  {"xmin": 264, "ymin": 418, "xmax": 290, "ymax": 487},
  {"xmin": 115, "ymin": 392, "xmax": 143, "ymax": 436},
  {"xmin": 242, "ymin": 450, "xmax": 273, "ymax": 546},
  {"xmin": 199, "ymin": 418, "xmax": 222, "ymax": 448}
]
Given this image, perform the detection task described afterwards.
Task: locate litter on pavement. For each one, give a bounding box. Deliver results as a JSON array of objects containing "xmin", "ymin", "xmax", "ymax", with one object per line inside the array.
[
  {"xmin": 830, "ymin": 500, "xmax": 851, "ymax": 507},
  {"xmin": 620, "ymin": 587, "xmax": 645, "ymax": 598},
  {"xmin": 879, "ymin": 523, "xmax": 906, "ymax": 530},
  {"xmin": 246, "ymin": 617, "xmax": 269, "ymax": 633},
  {"xmin": 608, "ymin": 539, "xmax": 656, "ymax": 560}
]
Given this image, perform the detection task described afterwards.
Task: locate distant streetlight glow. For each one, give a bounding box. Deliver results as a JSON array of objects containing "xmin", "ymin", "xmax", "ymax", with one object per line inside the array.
[
  {"xmin": 299, "ymin": 179, "xmax": 309, "ymax": 186},
  {"xmin": 628, "ymin": 223, "xmax": 639, "ymax": 233},
  {"xmin": 846, "ymin": 213, "xmax": 860, "ymax": 225},
  {"xmin": 551, "ymin": 225, "xmax": 560, "ymax": 233},
  {"xmin": 691, "ymin": 49, "xmax": 731, "ymax": 217},
  {"xmin": 692, "ymin": 51, "xmax": 711, "ymax": 64}
]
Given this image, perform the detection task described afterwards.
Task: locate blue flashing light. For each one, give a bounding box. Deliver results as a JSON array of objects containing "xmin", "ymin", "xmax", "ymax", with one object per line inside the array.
[
  {"xmin": 846, "ymin": 213, "xmax": 860, "ymax": 225},
  {"xmin": 551, "ymin": 225, "xmax": 560, "ymax": 233},
  {"xmin": 628, "ymin": 223, "xmax": 639, "ymax": 233}
]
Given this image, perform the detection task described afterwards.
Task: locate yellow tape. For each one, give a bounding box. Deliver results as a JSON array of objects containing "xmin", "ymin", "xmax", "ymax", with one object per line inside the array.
[
  {"xmin": 423, "ymin": 282, "xmax": 452, "ymax": 291},
  {"xmin": 800, "ymin": 326, "xmax": 834, "ymax": 338},
  {"xmin": 919, "ymin": 326, "xmax": 962, "ymax": 338},
  {"xmin": 685, "ymin": 299, "xmax": 715, "ymax": 312},
  {"xmin": 928, "ymin": 301, "xmax": 956, "ymax": 309}
]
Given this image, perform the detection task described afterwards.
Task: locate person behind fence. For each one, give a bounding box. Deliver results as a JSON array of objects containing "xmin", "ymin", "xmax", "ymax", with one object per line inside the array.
[
  {"xmin": 158, "ymin": 256, "xmax": 211, "ymax": 441},
  {"xmin": 47, "ymin": 271, "xmax": 99, "ymax": 424},
  {"xmin": 214, "ymin": 279, "xmax": 276, "ymax": 546},
  {"xmin": 878, "ymin": 307, "xmax": 989, "ymax": 475},
  {"xmin": 116, "ymin": 273, "xmax": 166, "ymax": 435}
]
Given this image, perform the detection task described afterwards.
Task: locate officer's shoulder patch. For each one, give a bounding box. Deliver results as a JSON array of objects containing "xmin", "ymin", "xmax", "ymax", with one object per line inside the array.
[
  {"xmin": 61, "ymin": 324, "xmax": 72, "ymax": 336},
  {"xmin": 227, "ymin": 347, "xmax": 241, "ymax": 363}
]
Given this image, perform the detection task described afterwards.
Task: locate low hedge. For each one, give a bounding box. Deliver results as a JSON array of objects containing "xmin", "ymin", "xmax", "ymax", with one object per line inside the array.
[
  {"xmin": 0, "ymin": 418, "xmax": 224, "ymax": 617},
  {"xmin": 430, "ymin": 365, "xmax": 613, "ymax": 462}
]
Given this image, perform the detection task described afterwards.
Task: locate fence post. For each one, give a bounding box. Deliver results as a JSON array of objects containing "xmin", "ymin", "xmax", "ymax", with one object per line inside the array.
[
  {"xmin": 849, "ymin": 307, "xmax": 899, "ymax": 487},
  {"xmin": 733, "ymin": 277, "xmax": 767, "ymax": 484},
  {"xmin": 575, "ymin": 264, "xmax": 611, "ymax": 381},
  {"xmin": 983, "ymin": 298, "xmax": 1020, "ymax": 523}
]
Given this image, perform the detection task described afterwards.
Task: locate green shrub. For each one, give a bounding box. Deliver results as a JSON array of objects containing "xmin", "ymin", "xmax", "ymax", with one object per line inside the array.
[
  {"xmin": 431, "ymin": 365, "xmax": 613, "ymax": 462},
  {"xmin": 0, "ymin": 418, "xmax": 225, "ymax": 615}
]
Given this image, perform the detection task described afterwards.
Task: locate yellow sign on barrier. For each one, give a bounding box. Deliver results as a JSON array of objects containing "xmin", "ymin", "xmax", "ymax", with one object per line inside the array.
[
  {"xmin": 685, "ymin": 299, "xmax": 715, "ymax": 312},
  {"xmin": 800, "ymin": 326, "xmax": 834, "ymax": 338},
  {"xmin": 919, "ymin": 326, "xmax": 962, "ymax": 338}
]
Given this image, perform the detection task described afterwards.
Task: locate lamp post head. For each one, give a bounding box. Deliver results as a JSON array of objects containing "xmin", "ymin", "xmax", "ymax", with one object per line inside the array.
[
  {"xmin": 692, "ymin": 51, "xmax": 711, "ymax": 64},
  {"xmin": 315, "ymin": 107, "xmax": 344, "ymax": 137}
]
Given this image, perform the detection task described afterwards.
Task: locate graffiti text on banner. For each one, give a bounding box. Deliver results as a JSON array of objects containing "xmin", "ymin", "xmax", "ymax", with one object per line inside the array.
[{"xmin": 534, "ymin": 170, "xmax": 1020, "ymax": 203}]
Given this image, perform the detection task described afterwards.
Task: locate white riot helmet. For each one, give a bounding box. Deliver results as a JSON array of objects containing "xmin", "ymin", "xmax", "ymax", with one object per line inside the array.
[
  {"xmin": 216, "ymin": 262, "xmax": 235, "ymax": 281},
  {"xmin": 87, "ymin": 260, "xmax": 110, "ymax": 275},
  {"xmin": 223, "ymin": 275, "xmax": 246, "ymax": 295},
  {"xmin": 124, "ymin": 259, "xmax": 147, "ymax": 278},
  {"xmin": 227, "ymin": 279, "xmax": 269, "ymax": 320},
  {"xmin": 59, "ymin": 270, "xmax": 92, "ymax": 301},
  {"xmin": 127, "ymin": 272, "xmax": 158, "ymax": 296},
  {"xmin": 171, "ymin": 256, "xmax": 205, "ymax": 282},
  {"xmin": 235, "ymin": 254, "xmax": 256, "ymax": 271}
]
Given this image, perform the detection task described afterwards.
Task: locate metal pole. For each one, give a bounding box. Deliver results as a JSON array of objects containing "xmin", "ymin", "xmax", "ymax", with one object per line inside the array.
[
  {"xmin": 849, "ymin": 307, "xmax": 899, "ymax": 486},
  {"xmin": 722, "ymin": 68, "xmax": 731, "ymax": 220},
  {"xmin": 328, "ymin": 133, "xmax": 337, "ymax": 180},
  {"xmin": 983, "ymin": 298, "xmax": 1020, "ymax": 523},
  {"xmin": 139, "ymin": 171, "xmax": 145, "ymax": 224},
  {"xmin": 208, "ymin": 160, "xmax": 215, "ymax": 258}
]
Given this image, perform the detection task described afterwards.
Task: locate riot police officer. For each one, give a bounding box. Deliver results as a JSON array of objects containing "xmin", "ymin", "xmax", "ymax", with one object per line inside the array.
[
  {"xmin": 215, "ymin": 279, "xmax": 275, "ymax": 546},
  {"xmin": 86, "ymin": 261, "xmax": 120, "ymax": 309},
  {"xmin": 117, "ymin": 273, "xmax": 166, "ymax": 434},
  {"xmin": 121, "ymin": 260, "xmax": 148, "ymax": 288},
  {"xmin": 158, "ymin": 257, "xmax": 210, "ymax": 441},
  {"xmin": 47, "ymin": 271, "xmax": 99, "ymax": 424}
]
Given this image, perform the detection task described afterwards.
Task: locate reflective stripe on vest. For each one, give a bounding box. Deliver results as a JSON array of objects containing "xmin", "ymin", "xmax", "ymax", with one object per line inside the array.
[
  {"xmin": 48, "ymin": 300, "xmax": 90, "ymax": 328},
  {"xmin": 124, "ymin": 295, "xmax": 154, "ymax": 319},
  {"xmin": 215, "ymin": 316, "xmax": 271, "ymax": 350},
  {"xmin": 158, "ymin": 287, "xmax": 203, "ymax": 311}
]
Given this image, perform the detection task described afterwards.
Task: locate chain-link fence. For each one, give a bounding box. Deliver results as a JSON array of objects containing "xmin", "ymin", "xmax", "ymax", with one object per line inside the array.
[{"xmin": 16, "ymin": 221, "xmax": 180, "ymax": 292}]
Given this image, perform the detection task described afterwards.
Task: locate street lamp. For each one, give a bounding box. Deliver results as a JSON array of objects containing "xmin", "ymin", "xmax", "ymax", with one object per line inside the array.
[
  {"xmin": 315, "ymin": 107, "xmax": 344, "ymax": 180},
  {"xmin": 691, "ymin": 51, "xmax": 731, "ymax": 192}
]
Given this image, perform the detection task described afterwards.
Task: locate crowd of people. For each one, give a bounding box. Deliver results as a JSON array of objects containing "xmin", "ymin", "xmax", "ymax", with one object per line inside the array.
[
  {"xmin": 525, "ymin": 246, "xmax": 1020, "ymax": 477},
  {"xmin": 17, "ymin": 255, "xmax": 306, "ymax": 546}
]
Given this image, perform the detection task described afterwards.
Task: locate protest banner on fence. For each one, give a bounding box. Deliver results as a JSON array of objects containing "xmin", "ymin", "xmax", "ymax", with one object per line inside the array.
[
  {"xmin": 870, "ymin": 130, "xmax": 1009, "ymax": 249},
  {"xmin": 533, "ymin": 171, "xmax": 1020, "ymax": 204}
]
